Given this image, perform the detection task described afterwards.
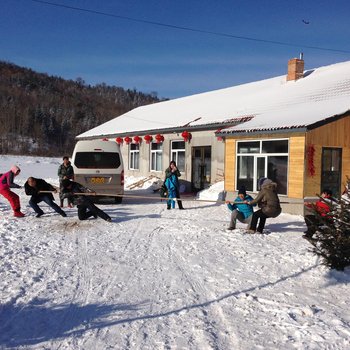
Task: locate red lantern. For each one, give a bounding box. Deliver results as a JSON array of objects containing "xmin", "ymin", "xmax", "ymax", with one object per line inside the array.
[
  {"xmin": 133, "ymin": 135, "xmax": 142, "ymax": 144},
  {"xmin": 155, "ymin": 134, "xmax": 164, "ymax": 143},
  {"xmin": 124, "ymin": 136, "xmax": 132, "ymax": 144},
  {"xmin": 116, "ymin": 137, "xmax": 123, "ymax": 144},
  {"xmin": 144, "ymin": 134, "xmax": 153, "ymax": 144},
  {"xmin": 181, "ymin": 130, "xmax": 192, "ymax": 142}
]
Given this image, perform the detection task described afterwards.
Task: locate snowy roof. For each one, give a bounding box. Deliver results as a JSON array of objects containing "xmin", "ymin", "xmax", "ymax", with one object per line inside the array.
[{"xmin": 77, "ymin": 60, "xmax": 350, "ymax": 139}]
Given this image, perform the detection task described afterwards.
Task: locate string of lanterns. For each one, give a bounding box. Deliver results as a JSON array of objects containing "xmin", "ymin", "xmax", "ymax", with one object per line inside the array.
[
  {"xmin": 307, "ymin": 144, "xmax": 316, "ymax": 177},
  {"xmin": 113, "ymin": 130, "xmax": 196, "ymax": 145}
]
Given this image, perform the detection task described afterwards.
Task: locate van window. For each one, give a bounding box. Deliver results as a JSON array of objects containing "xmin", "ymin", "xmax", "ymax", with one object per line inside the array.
[{"xmin": 74, "ymin": 152, "xmax": 121, "ymax": 169}]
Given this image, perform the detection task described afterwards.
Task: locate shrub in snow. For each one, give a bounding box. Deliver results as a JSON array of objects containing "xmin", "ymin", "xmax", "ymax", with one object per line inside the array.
[{"xmin": 309, "ymin": 178, "xmax": 350, "ymax": 271}]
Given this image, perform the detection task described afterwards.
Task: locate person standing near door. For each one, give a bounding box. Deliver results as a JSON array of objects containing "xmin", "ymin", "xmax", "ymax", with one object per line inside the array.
[{"xmin": 165, "ymin": 161, "xmax": 184, "ymax": 210}]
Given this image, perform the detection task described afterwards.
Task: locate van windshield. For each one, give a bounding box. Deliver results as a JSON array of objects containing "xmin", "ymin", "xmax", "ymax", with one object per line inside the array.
[{"xmin": 74, "ymin": 152, "xmax": 121, "ymax": 169}]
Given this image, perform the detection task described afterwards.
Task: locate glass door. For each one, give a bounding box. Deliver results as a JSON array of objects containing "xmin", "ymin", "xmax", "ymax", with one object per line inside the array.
[
  {"xmin": 256, "ymin": 156, "xmax": 266, "ymax": 191},
  {"xmin": 321, "ymin": 148, "xmax": 342, "ymax": 197},
  {"xmin": 191, "ymin": 146, "xmax": 211, "ymax": 191}
]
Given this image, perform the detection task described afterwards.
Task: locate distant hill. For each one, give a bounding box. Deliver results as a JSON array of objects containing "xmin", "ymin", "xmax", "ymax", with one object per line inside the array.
[{"xmin": 0, "ymin": 61, "xmax": 164, "ymax": 156}]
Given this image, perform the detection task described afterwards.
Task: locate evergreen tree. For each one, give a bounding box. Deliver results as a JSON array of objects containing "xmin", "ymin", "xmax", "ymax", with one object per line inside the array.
[{"xmin": 309, "ymin": 178, "xmax": 350, "ymax": 270}]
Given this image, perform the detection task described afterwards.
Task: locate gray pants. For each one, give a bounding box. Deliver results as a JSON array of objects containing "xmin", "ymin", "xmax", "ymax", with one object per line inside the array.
[{"xmin": 229, "ymin": 209, "xmax": 252, "ymax": 229}]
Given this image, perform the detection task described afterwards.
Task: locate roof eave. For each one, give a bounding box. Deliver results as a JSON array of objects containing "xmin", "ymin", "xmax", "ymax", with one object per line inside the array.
[
  {"xmin": 216, "ymin": 126, "xmax": 307, "ymax": 137},
  {"xmin": 76, "ymin": 120, "xmax": 246, "ymax": 140}
]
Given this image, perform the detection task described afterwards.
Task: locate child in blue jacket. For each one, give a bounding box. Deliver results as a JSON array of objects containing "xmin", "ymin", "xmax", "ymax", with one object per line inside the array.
[{"xmin": 226, "ymin": 186, "xmax": 255, "ymax": 230}]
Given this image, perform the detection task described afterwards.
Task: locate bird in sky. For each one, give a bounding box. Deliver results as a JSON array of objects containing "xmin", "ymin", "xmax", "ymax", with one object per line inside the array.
[{"xmin": 302, "ymin": 19, "xmax": 310, "ymax": 24}]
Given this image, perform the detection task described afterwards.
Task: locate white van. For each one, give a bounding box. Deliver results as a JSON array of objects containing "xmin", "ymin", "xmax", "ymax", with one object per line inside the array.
[{"xmin": 71, "ymin": 140, "xmax": 124, "ymax": 203}]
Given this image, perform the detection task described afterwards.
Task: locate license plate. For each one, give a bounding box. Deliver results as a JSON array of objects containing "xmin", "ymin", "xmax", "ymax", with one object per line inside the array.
[{"xmin": 90, "ymin": 177, "xmax": 105, "ymax": 184}]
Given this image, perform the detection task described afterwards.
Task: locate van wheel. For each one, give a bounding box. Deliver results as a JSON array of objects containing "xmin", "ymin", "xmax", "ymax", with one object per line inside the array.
[{"xmin": 114, "ymin": 196, "xmax": 123, "ymax": 204}]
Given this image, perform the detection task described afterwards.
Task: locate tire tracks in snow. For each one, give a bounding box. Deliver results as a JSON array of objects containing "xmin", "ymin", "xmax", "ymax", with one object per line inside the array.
[
  {"xmin": 80, "ymin": 218, "xmax": 165, "ymax": 348},
  {"xmin": 151, "ymin": 216, "xmax": 241, "ymax": 350},
  {"xmin": 52, "ymin": 221, "xmax": 99, "ymax": 350}
]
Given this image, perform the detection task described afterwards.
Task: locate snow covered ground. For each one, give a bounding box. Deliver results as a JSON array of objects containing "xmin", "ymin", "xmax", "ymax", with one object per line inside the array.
[{"xmin": 0, "ymin": 155, "xmax": 349, "ymax": 350}]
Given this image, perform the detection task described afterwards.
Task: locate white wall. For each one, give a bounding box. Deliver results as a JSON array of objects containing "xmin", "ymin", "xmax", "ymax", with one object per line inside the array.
[{"xmin": 117, "ymin": 130, "xmax": 225, "ymax": 189}]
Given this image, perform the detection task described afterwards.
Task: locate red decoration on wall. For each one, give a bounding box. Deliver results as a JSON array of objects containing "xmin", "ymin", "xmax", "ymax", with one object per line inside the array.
[
  {"xmin": 181, "ymin": 130, "xmax": 192, "ymax": 142},
  {"xmin": 124, "ymin": 136, "xmax": 132, "ymax": 144},
  {"xmin": 307, "ymin": 144, "xmax": 316, "ymax": 177},
  {"xmin": 144, "ymin": 134, "xmax": 153, "ymax": 144},
  {"xmin": 116, "ymin": 137, "xmax": 123, "ymax": 144},
  {"xmin": 155, "ymin": 134, "xmax": 164, "ymax": 143},
  {"xmin": 133, "ymin": 135, "xmax": 142, "ymax": 144}
]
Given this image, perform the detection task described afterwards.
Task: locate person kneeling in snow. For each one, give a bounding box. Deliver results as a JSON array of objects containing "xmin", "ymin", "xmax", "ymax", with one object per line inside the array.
[
  {"xmin": 226, "ymin": 186, "xmax": 255, "ymax": 231},
  {"xmin": 0, "ymin": 165, "xmax": 25, "ymax": 217},
  {"xmin": 24, "ymin": 177, "xmax": 67, "ymax": 218},
  {"xmin": 303, "ymin": 188, "xmax": 334, "ymax": 240},
  {"xmin": 61, "ymin": 179, "xmax": 111, "ymax": 222}
]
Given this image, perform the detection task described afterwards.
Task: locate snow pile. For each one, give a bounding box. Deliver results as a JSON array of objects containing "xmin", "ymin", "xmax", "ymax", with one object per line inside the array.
[
  {"xmin": 125, "ymin": 175, "xmax": 162, "ymax": 191},
  {"xmin": 196, "ymin": 181, "xmax": 225, "ymax": 201},
  {"xmin": 1, "ymin": 155, "xmax": 350, "ymax": 350}
]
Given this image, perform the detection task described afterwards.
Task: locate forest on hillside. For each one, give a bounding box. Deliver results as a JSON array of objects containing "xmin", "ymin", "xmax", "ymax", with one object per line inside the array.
[{"xmin": 0, "ymin": 61, "xmax": 163, "ymax": 156}]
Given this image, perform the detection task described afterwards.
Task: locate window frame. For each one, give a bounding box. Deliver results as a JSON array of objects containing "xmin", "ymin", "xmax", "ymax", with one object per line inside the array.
[
  {"xmin": 129, "ymin": 143, "xmax": 140, "ymax": 170},
  {"xmin": 170, "ymin": 140, "xmax": 186, "ymax": 172},
  {"xmin": 150, "ymin": 142, "xmax": 163, "ymax": 172},
  {"xmin": 236, "ymin": 138, "xmax": 289, "ymax": 194}
]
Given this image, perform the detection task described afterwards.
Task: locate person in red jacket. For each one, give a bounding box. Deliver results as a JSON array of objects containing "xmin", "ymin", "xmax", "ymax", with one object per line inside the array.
[
  {"xmin": 0, "ymin": 165, "xmax": 25, "ymax": 217},
  {"xmin": 303, "ymin": 188, "xmax": 334, "ymax": 239}
]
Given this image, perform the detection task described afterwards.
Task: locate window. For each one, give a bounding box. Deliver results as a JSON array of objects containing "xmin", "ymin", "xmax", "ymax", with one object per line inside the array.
[
  {"xmin": 74, "ymin": 152, "xmax": 121, "ymax": 169},
  {"xmin": 237, "ymin": 141, "xmax": 260, "ymax": 154},
  {"xmin": 129, "ymin": 144, "xmax": 139, "ymax": 170},
  {"xmin": 171, "ymin": 141, "xmax": 185, "ymax": 171},
  {"xmin": 150, "ymin": 142, "xmax": 162, "ymax": 171},
  {"xmin": 262, "ymin": 140, "xmax": 288, "ymax": 153},
  {"xmin": 236, "ymin": 139, "xmax": 289, "ymax": 195},
  {"xmin": 321, "ymin": 147, "xmax": 342, "ymax": 197}
]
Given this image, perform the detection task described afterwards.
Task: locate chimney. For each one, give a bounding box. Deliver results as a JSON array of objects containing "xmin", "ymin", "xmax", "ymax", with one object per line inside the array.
[{"xmin": 286, "ymin": 54, "xmax": 304, "ymax": 81}]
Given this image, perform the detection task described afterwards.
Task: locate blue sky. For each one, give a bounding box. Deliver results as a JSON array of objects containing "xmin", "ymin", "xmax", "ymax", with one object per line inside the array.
[{"xmin": 2, "ymin": 0, "xmax": 350, "ymax": 98}]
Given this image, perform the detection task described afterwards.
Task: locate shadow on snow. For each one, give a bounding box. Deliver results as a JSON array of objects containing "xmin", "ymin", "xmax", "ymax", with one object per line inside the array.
[{"xmin": 0, "ymin": 263, "xmax": 329, "ymax": 348}]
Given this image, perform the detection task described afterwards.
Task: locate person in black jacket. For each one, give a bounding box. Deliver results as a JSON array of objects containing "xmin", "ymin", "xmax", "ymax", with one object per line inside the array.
[
  {"xmin": 61, "ymin": 179, "xmax": 111, "ymax": 222},
  {"xmin": 58, "ymin": 156, "xmax": 74, "ymax": 207},
  {"xmin": 24, "ymin": 177, "xmax": 67, "ymax": 218}
]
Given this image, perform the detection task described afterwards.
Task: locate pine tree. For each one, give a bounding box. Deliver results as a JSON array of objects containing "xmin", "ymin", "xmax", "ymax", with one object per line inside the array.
[{"xmin": 309, "ymin": 178, "xmax": 350, "ymax": 270}]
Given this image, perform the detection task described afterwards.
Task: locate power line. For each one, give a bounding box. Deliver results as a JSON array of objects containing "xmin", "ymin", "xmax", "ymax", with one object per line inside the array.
[{"xmin": 30, "ymin": 0, "xmax": 350, "ymax": 54}]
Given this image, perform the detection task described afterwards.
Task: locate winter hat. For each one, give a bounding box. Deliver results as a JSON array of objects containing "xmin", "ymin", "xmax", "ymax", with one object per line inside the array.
[
  {"xmin": 11, "ymin": 165, "xmax": 20, "ymax": 175},
  {"xmin": 322, "ymin": 188, "xmax": 332, "ymax": 196},
  {"xmin": 258, "ymin": 177, "xmax": 267, "ymax": 188},
  {"xmin": 238, "ymin": 186, "xmax": 246, "ymax": 196}
]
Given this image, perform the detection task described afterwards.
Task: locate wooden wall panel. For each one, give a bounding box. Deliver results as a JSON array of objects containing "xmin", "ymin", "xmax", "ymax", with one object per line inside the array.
[
  {"xmin": 288, "ymin": 136, "xmax": 306, "ymax": 198},
  {"xmin": 306, "ymin": 114, "xmax": 350, "ymax": 195},
  {"xmin": 304, "ymin": 144, "xmax": 322, "ymax": 196},
  {"xmin": 307, "ymin": 116, "xmax": 350, "ymax": 147},
  {"xmin": 225, "ymin": 139, "xmax": 236, "ymax": 191}
]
